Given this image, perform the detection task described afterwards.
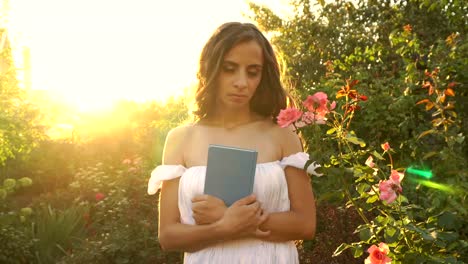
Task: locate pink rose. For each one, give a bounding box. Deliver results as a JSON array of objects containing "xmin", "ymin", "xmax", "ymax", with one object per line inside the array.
[
  {"xmin": 379, "ymin": 170, "xmax": 404, "ymax": 204},
  {"xmin": 303, "ymin": 92, "xmax": 335, "ymax": 112},
  {"xmin": 365, "ymin": 242, "xmax": 391, "ymax": 264},
  {"xmin": 303, "ymin": 96, "xmax": 316, "ymax": 112},
  {"xmin": 312, "ymin": 91, "xmax": 328, "ymax": 105},
  {"xmin": 277, "ymin": 108, "xmax": 303, "ymax": 128},
  {"xmin": 381, "ymin": 142, "xmax": 391, "ymax": 151},
  {"xmin": 95, "ymin": 192, "xmax": 105, "ymax": 202},
  {"xmin": 302, "ymin": 111, "xmax": 315, "ymax": 125}
]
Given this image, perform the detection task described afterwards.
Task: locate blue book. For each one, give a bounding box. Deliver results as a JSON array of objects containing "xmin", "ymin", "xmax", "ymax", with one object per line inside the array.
[{"xmin": 204, "ymin": 144, "xmax": 258, "ymax": 206}]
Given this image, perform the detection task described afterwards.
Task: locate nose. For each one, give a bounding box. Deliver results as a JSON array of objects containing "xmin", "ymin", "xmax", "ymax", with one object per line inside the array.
[{"xmin": 233, "ymin": 71, "xmax": 248, "ymax": 90}]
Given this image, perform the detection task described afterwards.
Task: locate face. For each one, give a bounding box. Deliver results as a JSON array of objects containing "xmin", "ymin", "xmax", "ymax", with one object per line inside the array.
[{"xmin": 216, "ymin": 40, "xmax": 263, "ymax": 111}]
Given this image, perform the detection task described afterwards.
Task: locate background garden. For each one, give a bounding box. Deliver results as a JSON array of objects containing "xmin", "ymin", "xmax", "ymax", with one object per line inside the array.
[{"xmin": 1, "ymin": 0, "xmax": 466, "ymax": 263}]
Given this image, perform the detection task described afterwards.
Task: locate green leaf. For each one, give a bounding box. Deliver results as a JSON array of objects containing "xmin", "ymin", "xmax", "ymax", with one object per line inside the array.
[
  {"xmin": 406, "ymin": 224, "xmax": 435, "ymax": 241},
  {"xmin": 359, "ymin": 227, "xmax": 372, "ymax": 242},
  {"xmin": 345, "ymin": 133, "xmax": 366, "ymax": 147},
  {"xmin": 438, "ymin": 211, "xmax": 459, "ymax": 229},
  {"xmin": 436, "ymin": 231, "xmax": 458, "ymax": 242},
  {"xmin": 333, "ymin": 243, "xmax": 352, "ymax": 257},
  {"xmin": 356, "ymin": 183, "xmax": 370, "ymax": 194},
  {"xmin": 326, "ymin": 127, "xmax": 336, "ymax": 135},
  {"xmin": 417, "ymin": 129, "xmax": 437, "ymax": 140},
  {"xmin": 432, "ymin": 109, "xmax": 442, "ymax": 117},
  {"xmin": 375, "ymin": 215, "xmax": 389, "ymax": 225},
  {"xmin": 366, "ymin": 195, "xmax": 379, "ymax": 204},
  {"xmin": 432, "ymin": 117, "xmax": 445, "ymax": 127},
  {"xmin": 384, "ymin": 226, "xmax": 400, "ymax": 243},
  {"xmin": 422, "ymin": 151, "xmax": 438, "ymax": 160},
  {"xmin": 372, "ymin": 151, "xmax": 385, "ymax": 160},
  {"xmin": 351, "ymin": 245, "xmax": 363, "ymax": 258}
]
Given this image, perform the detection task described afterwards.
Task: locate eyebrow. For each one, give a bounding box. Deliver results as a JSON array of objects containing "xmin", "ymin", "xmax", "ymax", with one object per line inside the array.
[{"xmin": 223, "ymin": 60, "xmax": 263, "ymax": 69}]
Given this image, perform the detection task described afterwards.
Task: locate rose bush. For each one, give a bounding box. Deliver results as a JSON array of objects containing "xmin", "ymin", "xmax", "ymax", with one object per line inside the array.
[{"xmin": 277, "ymin": 75, "xmax": 466, "ymax": 262}]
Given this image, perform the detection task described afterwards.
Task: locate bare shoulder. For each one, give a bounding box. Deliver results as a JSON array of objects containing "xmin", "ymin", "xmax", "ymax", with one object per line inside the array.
[
  {"xmin": 166, "ymin": 124, "xmax": 193, "ymax": 140},
  {"xmin": 270, "ymin": 124, "xmax": 303, "ymax": 157},
  {"xmin": 163, "ymin": 124, "xmax": 194, "ymax": 166}
]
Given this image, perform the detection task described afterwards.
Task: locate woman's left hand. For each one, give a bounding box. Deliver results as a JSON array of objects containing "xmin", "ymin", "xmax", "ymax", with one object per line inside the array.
[{"xmin": 192, "ymin": 194, "xmax": 227, "ymax": 225}]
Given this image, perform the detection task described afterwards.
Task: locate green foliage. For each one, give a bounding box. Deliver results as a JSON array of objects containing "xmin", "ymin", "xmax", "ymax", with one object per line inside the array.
[
  {"xmin": 250, "ymin": 0, "xmax": 467, "ymax": 262},
  {"xmin": 0, "ymin": 29, "xmax": 45, "ymax": 166},
  {"xmin": 32, "ymin": 204, "xmax": 87, "ymax": 263},
  {"xmin": 0, "ymin": 225, "xmax": 35, "ymax": 264},
  {"xmin": 57, "ymin": 157, "xmax": 180, "ymax": 263}
]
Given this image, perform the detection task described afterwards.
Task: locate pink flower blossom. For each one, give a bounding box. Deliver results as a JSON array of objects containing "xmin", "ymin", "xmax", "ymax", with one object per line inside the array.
[
  {"xmin": 303, "ymin": 96, "xmax": 317, "ymax": 112},
  {"xmin": 379, "ymin": 170, "xmax": 404, "ymax": 204},
  {"xmin": 381, "ymin": 142, "xmax": 391, "ymax": 151},
  {"xmin": 365, "ymin": 156, "xmax": 375, "ymax": 168},
  {"xmin": 95, "ymin": 192, "xmax": 105, "ymax": 202},
  {"xmin": 365, "ymin": 242, "xmax": 391, "ymax": 264},
  {"xmin": 277, "ymin": 108, "xmax": 303, "ymax": 128},
  {"xmin": 302, "ymin": 111, "xmax": 315, "ymax": 125},
  {"xmin": 303, "ymin": 92, "xmax": 336, "ymax": 113}
]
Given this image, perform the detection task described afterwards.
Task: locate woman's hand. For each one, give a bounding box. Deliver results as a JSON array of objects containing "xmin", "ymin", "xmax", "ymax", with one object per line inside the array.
[
  {"xmin": 192, "ymin": 194, "xmax": 227, "ymax": 225},
  {"xmin": 217, "ymin": 194, "xmax": 270, "ymax": 239}
]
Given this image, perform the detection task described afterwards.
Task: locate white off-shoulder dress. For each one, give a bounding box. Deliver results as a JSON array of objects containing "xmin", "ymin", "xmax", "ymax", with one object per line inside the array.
[{"xmin": 148, "ymin": 152, "xmax": 318, "ymax": 264}]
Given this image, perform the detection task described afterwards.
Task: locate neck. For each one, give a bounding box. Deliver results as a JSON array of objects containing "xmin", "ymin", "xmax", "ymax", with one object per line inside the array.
[{"xmin": 205, "ymin": 107, "xmax": 259, "ymax": 129}]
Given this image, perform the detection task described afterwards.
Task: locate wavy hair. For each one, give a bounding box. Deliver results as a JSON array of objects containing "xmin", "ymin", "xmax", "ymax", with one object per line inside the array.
[{"xmin": 193, "ymin": 22, "xmax": 290, "ymax": 122}]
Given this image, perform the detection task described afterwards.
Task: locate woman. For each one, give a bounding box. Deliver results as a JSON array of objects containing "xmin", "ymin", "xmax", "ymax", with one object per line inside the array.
[{"xmin": 148, "ymin": 22, "xmax": 317, "ymax": 263}]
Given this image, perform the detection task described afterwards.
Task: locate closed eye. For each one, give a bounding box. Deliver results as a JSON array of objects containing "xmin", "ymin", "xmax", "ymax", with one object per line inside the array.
[
  {"xmin": 222, "ymin": 65, "xmax": 236, "ymax": 73},
  {"xmin": 248, "ymin": 71, "xmax": 260, "ymax": 77}
]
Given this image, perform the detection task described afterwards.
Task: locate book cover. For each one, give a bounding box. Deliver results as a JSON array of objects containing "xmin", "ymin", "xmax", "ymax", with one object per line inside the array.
[{"xmin": 204, "ymin": 144, "xmax": 258, "ymax": 206}]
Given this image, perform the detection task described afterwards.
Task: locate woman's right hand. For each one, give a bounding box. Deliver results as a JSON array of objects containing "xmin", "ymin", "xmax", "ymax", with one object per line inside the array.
[{"xmin": 217, "ymin": 194, "xmax": 270, "ymax": 239}]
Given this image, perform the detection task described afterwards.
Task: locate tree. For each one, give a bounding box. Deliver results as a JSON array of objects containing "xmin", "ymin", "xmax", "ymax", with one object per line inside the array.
[{"xmin": 0, "ymin": 28, "xmax": 44, "ymax": 166}]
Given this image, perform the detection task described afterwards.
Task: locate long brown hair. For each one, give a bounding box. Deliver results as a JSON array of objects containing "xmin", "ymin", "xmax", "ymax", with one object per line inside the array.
[{"xmin": 193, "ymin": 22, "xmax": 290, "ymax": 122}]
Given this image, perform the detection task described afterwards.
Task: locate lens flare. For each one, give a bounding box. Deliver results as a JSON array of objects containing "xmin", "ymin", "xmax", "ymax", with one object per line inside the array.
[
  {"xmin": 406, "ymin": 166, "xmax": 433, "ymax": 179},
  {"xmin": 406, "ymin": 167, "xmax": 459, "ymax": 194},
  {"xmin": 411, "ymin": 179, "xmax": 457, "ymax": 194}
]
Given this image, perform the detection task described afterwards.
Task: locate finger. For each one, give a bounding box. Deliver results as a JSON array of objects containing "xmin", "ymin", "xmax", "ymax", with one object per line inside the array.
[
  {"xmin": 254, "ymin": 228, "xmax": 271, "ymax": 238},
  {"xmin": 209, "ymin": 195, "xmax": 226, "ymax": 204},
  {"xmin": 191, "ymin": 202, "xmax": 205, "ymax": 212},
  {"xmin": 232, "ymin": 194, "xmax": 256, "ymax": 207},
  {"xmin": 258, "ymin": 211, "xmax": 269, "ymax": 225},
  {"xmin": 249, "ymin": 201, "xmax": 261, "ymax": 212},
  {"xmin": 191, "ymin": 194, "xmax": 209, "ymax": 203}
]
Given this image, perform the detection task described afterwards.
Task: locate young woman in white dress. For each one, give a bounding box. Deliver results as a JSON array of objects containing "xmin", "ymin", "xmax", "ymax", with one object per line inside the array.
[{"xmin": 148, "ymin": 22, "xmax": 317, "ymax": 263}]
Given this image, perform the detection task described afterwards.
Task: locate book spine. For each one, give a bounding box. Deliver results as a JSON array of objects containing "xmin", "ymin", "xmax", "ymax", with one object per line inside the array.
[{"xmin": 248, "ymin": 153, "xmax": 257, "ymax": 194}]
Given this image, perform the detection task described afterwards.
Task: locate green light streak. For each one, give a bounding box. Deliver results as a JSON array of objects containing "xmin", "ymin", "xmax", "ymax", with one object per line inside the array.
[
  {"xmin": 413, "ymin": 179, "xmax": 457, "ymax": 194},
  {"xmin": 407, "ymin": 166, "xmax": 433, "ymax": 179}
]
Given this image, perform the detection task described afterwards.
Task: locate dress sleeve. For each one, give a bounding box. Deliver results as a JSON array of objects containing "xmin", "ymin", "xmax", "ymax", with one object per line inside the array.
[
  {"xmin": 279, "ymin": 152, "xmax": 323, "ymax": 177},
  {"xmin": 147, "ymin": 165, "xmax": 186, "ymax": 195}
]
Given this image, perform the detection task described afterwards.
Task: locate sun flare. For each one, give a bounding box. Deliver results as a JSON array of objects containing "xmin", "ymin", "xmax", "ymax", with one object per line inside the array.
[{"xmin": 7, "ymin": 0, "xmax": 292, "ymax": 112}]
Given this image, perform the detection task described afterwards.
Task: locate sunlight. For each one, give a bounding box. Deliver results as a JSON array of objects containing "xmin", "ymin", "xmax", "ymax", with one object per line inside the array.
[
  {"xmin": 6, "ymin": 0, "xmax": 293, "ymax": 112},
  {"xmin": 7, "ymin": 0, "xmax": 291, "ymax": 112}
]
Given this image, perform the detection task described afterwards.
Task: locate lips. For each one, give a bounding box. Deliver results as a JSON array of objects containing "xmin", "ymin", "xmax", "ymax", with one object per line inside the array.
[{"xmin": 228, "ymin": 94, "xmax": 248, "ymax": 99}]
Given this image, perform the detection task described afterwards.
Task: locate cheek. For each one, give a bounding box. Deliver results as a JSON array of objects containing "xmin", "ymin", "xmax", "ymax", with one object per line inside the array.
[
  {"xmin": 249, "ymin": 77, "xmax": 262, "ymax": 91},
  {"xmin": 217, "ymin": 74, "xmax": 231, "ymax": 89}
]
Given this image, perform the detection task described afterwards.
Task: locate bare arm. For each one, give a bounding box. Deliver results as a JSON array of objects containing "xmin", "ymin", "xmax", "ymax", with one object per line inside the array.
[
  {"xmin": 157, "ymin": 126, "xmax": 268, "ymax": 252},
  {"xmin": 257, "ymin": 166, "xmax": 316, "ymax": 241},
  {"xmin": 257, "ymin": 127, "xmax": 316, "ymax": 242},
  {"xmin": 188, "ymin": 127, "xmax": 316, "ymax": 242},
  {"xmin": 159, "ymin": 178, "xmax": 263, "ymax": 252}
]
